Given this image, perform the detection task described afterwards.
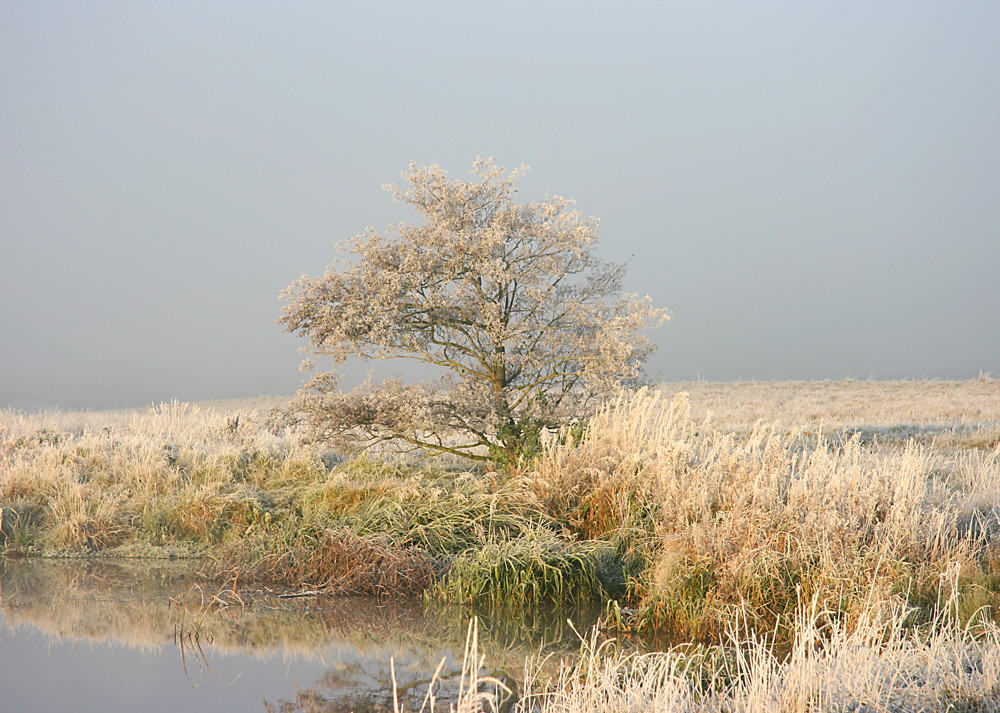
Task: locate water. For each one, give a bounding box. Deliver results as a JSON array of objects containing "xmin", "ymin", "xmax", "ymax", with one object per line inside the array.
[{"xmin": 0, "ymin": 559, "xmax": 585, "ymax": 713}]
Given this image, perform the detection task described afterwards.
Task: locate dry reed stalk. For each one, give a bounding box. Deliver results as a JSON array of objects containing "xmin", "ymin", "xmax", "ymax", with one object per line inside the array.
[{"xmin": 390, "ymin": 618, "xmax": 512, "ymax": 713}]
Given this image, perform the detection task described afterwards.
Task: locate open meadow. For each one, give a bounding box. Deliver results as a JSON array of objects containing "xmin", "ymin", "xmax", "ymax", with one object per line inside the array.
[{"xmin": 3, "ymin": 378, "xmax": 1000, "ymax": 711}]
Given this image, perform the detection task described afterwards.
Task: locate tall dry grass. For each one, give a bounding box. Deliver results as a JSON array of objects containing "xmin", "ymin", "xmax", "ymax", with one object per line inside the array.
[
  {"xmin": 4, "ymin": 381, "xmax": 999, "ymax": 642},
  {"xmin": 5, "ymin": 382, "xmax": 1000, "ymax": 710},
  {"xmin": 3, "ymin": 398, "xmax": 617, "ymax": 609},
  {"xmin": 517, "ymin": 575, "xmax": 1000, "ymax": 712},
  {"xmin": 523, "ymin": 384, "xmax": 1000, "ymax": 639},
  {"xmin": 0, "ymin": 400, "xmax": 317, "ymax": 555}
]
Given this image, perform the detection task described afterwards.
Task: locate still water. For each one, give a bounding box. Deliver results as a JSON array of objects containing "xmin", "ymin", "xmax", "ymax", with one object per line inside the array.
[{"xmin": 0, "ymin": 559, "xmax": 586, "ymax": 713}]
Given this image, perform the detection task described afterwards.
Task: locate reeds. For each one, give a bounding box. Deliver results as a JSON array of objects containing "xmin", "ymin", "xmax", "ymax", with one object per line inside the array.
[
  {"xmin": 515, "ymin": 580, "xmax": 1000, "ymax": 712},
  {"xmin": 524, "ymin": 386, "xmax": 1000, "ymax": 640},
  {"xmin": 4, "ymin": 380, "xmax": 1000, "ymax": 641},
  {"xmin": 390, "ymin": 618, "xmax": 513, "ymax": 713}
]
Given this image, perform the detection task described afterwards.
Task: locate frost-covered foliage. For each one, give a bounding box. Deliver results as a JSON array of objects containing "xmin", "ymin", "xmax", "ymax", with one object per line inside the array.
[
  {"xmin": 279, "ymin": 158, "xmax": 668, "ymax": 464},
  {"xmin": 517, "ymin": 588, "xmax": 1000, "ymax": 713}
]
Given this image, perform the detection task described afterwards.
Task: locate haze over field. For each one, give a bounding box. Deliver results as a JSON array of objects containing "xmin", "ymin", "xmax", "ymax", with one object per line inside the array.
[{"xmin": 2, "ymin": 2, "xmax": 999, "ymax": 409}]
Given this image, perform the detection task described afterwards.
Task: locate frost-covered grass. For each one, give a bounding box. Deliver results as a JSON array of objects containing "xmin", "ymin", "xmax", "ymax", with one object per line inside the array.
[
  {"xmin": 0, "ymin": 399, "xmax": 609, "ymax": 608},
  {"xmin": 667, "ymin": 377, "xmax": 1000, "ymax": 448},
  {"xmin": 513, "ymin": 580, "xmax": 1000, "ymax": 713},
  {"xmin": 2, "ymin": 379, "xmax": 1000, "ymax": 644},
  {"xmin": 1, "ymin": 400, "xmax": 315, "ymax": 556},
  {"xmin": 524, "ymin": 379, "xmax": 1000, "ymax": 640}
]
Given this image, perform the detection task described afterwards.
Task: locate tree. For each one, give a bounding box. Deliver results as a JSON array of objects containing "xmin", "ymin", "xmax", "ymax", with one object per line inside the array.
[{"xmin": 278, "ymin": 158, "xmax": 668, "ymax": 466}]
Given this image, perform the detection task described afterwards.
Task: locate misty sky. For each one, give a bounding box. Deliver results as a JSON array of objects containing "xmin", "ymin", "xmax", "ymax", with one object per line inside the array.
[{"xmin": 2, "ymin": 2, "xmax": 998, "ymax": 409}]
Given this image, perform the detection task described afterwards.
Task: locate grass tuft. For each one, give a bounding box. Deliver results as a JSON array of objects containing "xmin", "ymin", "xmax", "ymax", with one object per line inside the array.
[
  {"xmin": 435, "ymin": 530, "xmax": 617, "ymax": 609},
  {"xmin": 221, "ymin": 527, "xmax": 441, "ymax": 597}
]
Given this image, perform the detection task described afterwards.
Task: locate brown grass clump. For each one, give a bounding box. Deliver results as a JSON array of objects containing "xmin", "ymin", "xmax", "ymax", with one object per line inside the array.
[
  {"xmin": 520, "ymin": 390, "xmax": 699, "ymax": 541},
  {"xmin": 43, "ymin": 481, "xmax": 130, "ymax": 550},
  {"xmin": 226, "ymin": 527, "xmax": 441, "ymax": 597}
]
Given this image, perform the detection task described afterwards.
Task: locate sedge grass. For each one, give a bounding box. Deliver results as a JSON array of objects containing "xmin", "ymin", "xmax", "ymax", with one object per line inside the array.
[
  {"xmin": 434, "ymin": 529, "xmax": 618, "ymax": 609},
  {"xmin": 3, "ymin": 380, "xmax": 1000, "ymax": 642}
]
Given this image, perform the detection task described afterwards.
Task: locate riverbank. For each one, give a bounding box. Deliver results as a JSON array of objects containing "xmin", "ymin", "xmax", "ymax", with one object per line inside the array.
[
  {"xmin": 3, "ymin": 555, "xmax": 999, "ymax": 713},
  {"xmin": 3, "ymin": 379, "xmax": 1000, "ymax": 645}
]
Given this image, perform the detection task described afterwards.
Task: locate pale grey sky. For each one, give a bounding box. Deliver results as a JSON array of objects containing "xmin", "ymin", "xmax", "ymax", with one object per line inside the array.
[{"xmin": 2, "ymin": 1, "xmax": 998, "ymax": 409}]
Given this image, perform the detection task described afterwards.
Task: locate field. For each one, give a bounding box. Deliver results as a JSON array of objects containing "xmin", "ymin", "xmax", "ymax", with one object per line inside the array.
[{"xmin": 3, "ymin": 378, "xmax": 1000, "ymax": 710}]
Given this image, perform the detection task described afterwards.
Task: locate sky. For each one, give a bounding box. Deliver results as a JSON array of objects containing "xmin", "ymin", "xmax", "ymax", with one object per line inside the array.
[{"xmin": 2, "ymin": 1, "xmax": 999, "ymax": 409}]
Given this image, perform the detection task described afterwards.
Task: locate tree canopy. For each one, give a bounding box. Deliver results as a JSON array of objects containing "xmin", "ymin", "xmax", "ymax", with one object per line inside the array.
[{"xmin": 279, "ymin": 158, "xmax": 668, "ymax": 465}]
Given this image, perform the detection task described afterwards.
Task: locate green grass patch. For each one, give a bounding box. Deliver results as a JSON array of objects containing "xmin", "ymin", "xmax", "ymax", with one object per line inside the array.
[{"xmin": 434, "ymin": 530, "xmax": 620, "ymax": 609}]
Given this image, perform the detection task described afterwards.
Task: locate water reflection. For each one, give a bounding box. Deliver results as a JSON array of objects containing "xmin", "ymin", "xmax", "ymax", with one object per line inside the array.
[{"xmin": 0, "ymin": 559, "xmax": 589, "ymax": 712}]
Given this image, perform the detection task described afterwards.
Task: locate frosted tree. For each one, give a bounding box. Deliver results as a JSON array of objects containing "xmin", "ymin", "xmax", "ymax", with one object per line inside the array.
[{"xmin": 278, "ymin": 158, "xmax": 668, "ymax": 466}]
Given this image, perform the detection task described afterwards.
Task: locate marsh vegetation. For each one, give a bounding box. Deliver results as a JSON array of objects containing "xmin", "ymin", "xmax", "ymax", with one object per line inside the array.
[{"xmin": 3, "ymin": 378, "xmax": 1000, "ymax": 710}]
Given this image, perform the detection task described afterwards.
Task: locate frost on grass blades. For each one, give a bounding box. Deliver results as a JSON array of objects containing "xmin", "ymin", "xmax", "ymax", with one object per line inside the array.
[
  {"xmin": 510, "ymin": 572, "xmax": 1000, "ymax": 713},
  {"xmin": 3, "ymin": 379, "xmax": 1000, "ymax": 709}
]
